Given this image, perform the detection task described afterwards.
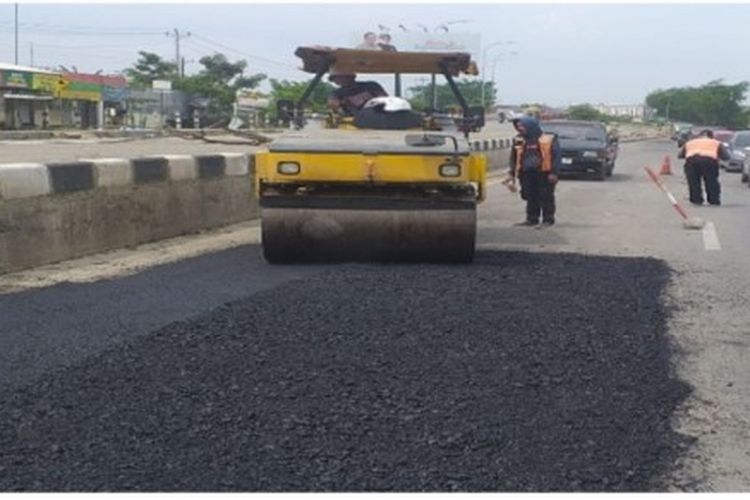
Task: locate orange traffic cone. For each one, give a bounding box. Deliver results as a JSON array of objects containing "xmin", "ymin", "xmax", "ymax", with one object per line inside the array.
[{"xmin": 659, "ymin": 155, "xmax": 673, "ymax": 175}]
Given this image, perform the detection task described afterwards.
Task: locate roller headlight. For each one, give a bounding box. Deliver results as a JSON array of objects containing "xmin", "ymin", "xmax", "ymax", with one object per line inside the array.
[
  {"xmin": 439, "ymin": 164, "xmax": 461, "ymax": 177},
  {"xmin": 277, "ymin": 162, "xmax": 300, "ymax": 175}
]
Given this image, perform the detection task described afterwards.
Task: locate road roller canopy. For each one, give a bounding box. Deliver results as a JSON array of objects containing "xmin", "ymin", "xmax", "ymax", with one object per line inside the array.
[
  {"xmin": 269, "ymin": 129, "xmax": 472, "ymax": 155},
  {"xmin": 295, "ymin": 46, "xmax": 479, "ymax": 76}
]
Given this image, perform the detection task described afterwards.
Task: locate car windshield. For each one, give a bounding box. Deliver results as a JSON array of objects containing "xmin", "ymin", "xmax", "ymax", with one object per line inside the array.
[
  {"xmin": 541, "ymin": 124, "xmax": 606, "ymax": 141},
  {"xmin": 733, "ymin": 133, "xmax": 750, "ymax": 147}
]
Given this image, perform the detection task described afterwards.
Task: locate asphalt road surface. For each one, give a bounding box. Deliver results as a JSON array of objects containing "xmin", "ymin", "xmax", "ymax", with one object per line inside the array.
[
  {"xmin": 0, "ymin": 122, "xmax": 516, "ymax": 164},
  {"xmin": 1, "ymin": 139, "xmax": 749, "ymax": 491}
]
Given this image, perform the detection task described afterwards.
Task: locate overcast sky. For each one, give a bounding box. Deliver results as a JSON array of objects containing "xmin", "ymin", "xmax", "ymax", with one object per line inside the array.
[{"xmin": 0, "ymin": 2, "xmax": 748, "ymax": 106}]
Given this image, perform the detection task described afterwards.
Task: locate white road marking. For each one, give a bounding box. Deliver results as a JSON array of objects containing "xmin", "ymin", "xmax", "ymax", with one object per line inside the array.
[{"xmin": 702, "ymin": 221, "xmax": 721, "ymax": 251}]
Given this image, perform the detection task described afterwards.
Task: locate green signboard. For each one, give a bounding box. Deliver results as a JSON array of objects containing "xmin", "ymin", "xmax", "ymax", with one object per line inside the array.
[{"xmin": 1, "ymin": 70, "xmax": 33, "ymax": 89}]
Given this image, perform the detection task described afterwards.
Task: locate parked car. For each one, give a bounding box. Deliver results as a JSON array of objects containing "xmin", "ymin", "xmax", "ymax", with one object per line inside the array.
[
  {"xmin": 721, "ymin": 130, "xmax": 750, "ymax": 173},
  {"xmin": 714, "ymin": 130, "xmax": 735, "ymax": 147},
  {"xmin": 672, "ymin": 122, "xmax": 693, "ymax": 144},
  {"xmin": 540, "ymin": 120, "xmax": 618, "ymax": 180},
  {"xmin": 679, "ymin": 126, "xmax": 732, "ymax": 148}
]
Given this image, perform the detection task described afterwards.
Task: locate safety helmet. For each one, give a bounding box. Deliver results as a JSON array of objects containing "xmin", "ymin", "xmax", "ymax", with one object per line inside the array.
[{"xmin": 364, "ymin": 96, "xmax": 412, "ymax": 112}]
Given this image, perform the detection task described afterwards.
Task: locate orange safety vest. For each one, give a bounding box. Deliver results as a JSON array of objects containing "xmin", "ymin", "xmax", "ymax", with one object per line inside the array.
[
  {"xmin": 515, "ymin": 134, "xmax": 554, "ymax": 175},
  {"xmin": 685, "ymin": 137, "xmax": 720, "ymax": 160}
]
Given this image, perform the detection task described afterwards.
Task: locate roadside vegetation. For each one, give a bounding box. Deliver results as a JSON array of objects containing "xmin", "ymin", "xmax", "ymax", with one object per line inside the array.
[{"xmin": 646, "ymin": 80, "xmax": 750, "ymax": 128}]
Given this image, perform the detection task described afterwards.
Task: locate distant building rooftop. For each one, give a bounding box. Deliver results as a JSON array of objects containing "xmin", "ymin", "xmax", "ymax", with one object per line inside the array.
[{"xmin": 0, "ymin": 62, "xmax": 58, "ymax": 74}]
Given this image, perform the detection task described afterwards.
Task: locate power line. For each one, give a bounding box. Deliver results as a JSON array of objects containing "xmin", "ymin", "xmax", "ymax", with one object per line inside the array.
[
  {"xmin": 190, "ymin": 33, "xmax": 297, "ymax": 70},
  {"xmin": 0, "ymin": 21, "xmax": 167, "ymax": 36},
  {"xmin": 181, "ymin": 38, "xmax": 297, "ymax": 76},
  {"xmin": 0, "ymin": 19, "xmax": 169, "ymax": 32},
  {"xmin": 30, "ymin": 40, "xmax": 174, "ymax": 51}
]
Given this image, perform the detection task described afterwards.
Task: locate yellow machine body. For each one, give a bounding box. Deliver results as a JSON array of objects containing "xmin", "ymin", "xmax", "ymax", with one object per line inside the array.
[
  {"xmin": 255, "ymin": 149, "xmax": 486, "ymax": 199},
  {"xmin": 256, "ymin": 47, "xmax": 487, "ymax": 263}
]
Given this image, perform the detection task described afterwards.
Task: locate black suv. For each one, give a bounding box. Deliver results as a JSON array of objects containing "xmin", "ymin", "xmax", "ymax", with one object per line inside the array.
[{"xmin": 540, "ymin": 120, "xmax": 619, "ymax": 180}]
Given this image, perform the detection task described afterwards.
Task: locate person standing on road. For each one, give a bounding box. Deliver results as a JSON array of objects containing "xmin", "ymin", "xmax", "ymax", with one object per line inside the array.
[
  {"xmin": 509, "ymin": 116, "xmax": 562, "ymax": 226},
  {"xmin": 678, "ymin": 129, "xmax": 730, "ymax": 206}
]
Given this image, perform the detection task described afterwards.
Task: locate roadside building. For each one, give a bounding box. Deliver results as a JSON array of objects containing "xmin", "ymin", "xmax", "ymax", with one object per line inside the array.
[
  {"xmin": 59, "ymin": 72, "xmax": 128, "ymax": 128},
  {"xmin": 1, "ymin": 63, "xmax": 128, "ymax": 130},
  {"xmin": 0, "ymin": 63, "xmax": 60, "ymax": 129},
  {"xmin": 124, "ymin": 89, "xmax": 193, "ymax": 129}
]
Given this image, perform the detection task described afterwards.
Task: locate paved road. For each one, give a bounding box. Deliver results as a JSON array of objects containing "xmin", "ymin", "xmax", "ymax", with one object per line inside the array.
[
  {"xmin": 0, "ymin": 122, "xmax": 517, "ymax": 164},
  {"xmin": 0, "ymin": 136, "xmax": 264, "ymax": 164},
  {"xmin": 480, "ymin": 140, "xmax": 750, "ymax": 491},
  {"xmin": 1, "ymin": 139, "xmax": 749, "ymax": 490}
]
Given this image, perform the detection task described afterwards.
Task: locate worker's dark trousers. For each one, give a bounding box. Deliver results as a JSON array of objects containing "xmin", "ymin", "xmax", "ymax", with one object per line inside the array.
[
  {"xmin": 685, "ymin": 158, "xmax": 721, "ymax": 205},
  {"xmin": 520, "ymin": 170, "xmax": 556, "ymax": 223}
]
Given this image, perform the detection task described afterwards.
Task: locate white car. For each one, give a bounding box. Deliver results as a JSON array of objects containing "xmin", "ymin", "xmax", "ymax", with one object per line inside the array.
[{"xmin": 722, "ymin": 130, "xmax": 750, "ymax": 173}]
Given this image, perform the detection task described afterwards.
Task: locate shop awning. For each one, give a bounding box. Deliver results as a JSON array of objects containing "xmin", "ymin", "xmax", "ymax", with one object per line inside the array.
[{"xmin": 3, "ymin": 93, "xmax": 54, "ymax": 101}]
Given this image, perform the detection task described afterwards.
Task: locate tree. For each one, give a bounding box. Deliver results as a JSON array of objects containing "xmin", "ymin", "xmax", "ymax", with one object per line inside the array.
[
  {"xmin": 123, "ymin": 51, "xmax": 177, "ymax": 88},
  {"xmin": 646, "ymin": 80, "xmax": 749, "ymax": 128},
  {"xmin": 174, "ymin": 54, "xmax": 266, "ymax": 123},
  {"xmin": 566, "ymin": 104, "xmax": 606, "ymax": 121},
  {"xmin": 265, "ymin": 78, "xmax": 336, "ymax": 121},
  {"xmin": 407, "ymin": 79, "xmax": 496, "ymax": 112}
]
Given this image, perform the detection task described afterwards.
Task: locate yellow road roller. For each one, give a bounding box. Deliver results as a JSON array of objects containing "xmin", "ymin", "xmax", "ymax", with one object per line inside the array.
[{"xmin": 255, "ymin": 46, "xmax": 487, "ymax": 263}]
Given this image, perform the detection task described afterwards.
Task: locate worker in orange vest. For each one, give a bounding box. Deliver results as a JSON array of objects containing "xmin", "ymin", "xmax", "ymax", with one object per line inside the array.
[
  {"xmin": 678, "ymin": 129, "xmax": 730, "ymax": 205},
  {"xmin": 510, "ymin": 116, "xmax": 561, "ymax": 226}
]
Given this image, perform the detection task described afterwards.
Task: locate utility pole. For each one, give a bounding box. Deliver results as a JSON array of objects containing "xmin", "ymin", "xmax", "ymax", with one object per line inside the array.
[
  {"xmin": 14, "ymin": 3, "xmax": 19, "ymax": 65},
  {"xmin": 166, "ymin": 28, "xmax": 190, "ymax": 78},
  {"xmin": 29, "ymin": 42, "xmax": 33, "ymax": 67},
  {"xmin": 481, "ymin": 41, "xmax": 516, "ymax": 108}
]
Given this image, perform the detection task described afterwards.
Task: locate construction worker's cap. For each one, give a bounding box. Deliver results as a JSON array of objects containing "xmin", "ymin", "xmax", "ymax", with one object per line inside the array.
[{"xmin": 328, "ymin": 68, "xmax": 356, "ymax": 81}]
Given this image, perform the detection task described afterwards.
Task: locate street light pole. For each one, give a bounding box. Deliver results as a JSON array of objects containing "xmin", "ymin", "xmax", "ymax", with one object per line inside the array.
[
  {"xmin": 480, "ymin": 41, "xmax": 515, "ymax": 109},
  {"xmin": 14, "ymin": 3, "xmax": 19, "ymax": 65},
  {"xmin": 488, "ymin": 51, "xmax": 518, "ymax": 106}
]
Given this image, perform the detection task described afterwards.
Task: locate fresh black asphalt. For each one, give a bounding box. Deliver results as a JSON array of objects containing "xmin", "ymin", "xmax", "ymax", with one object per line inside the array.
[
  {"xmin": 0, "ymin": 250, "xmax": 691, "ymax": 491},
  {"xmin": 0, "ymin": 244, "xmax": 319, "ymax": 391}
]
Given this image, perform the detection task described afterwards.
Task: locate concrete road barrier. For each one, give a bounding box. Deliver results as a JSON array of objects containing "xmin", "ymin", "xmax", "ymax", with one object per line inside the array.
[
  {"xmin": 222, "ymin": 153, "xmax": 251, "ymax": 177},
  {"xmin": 0, "ymin": 154, "xmax": 257, "ymax": 274},
  {"xmin": 471, "ymin": 136, "xmax": 513, "ymax": 172},
  {"xmin": 84, "ymin": 158, "xmax": 133, "ymax": 188},
  {"xmin": 47, "ymin": 161, "xmax": 96, "ymax": 193},
  {"xmin": 163, "ymin": 155, "xmax": 199, "ymax": 181},
  {"xmin": 0, "ymin": 163, "xmax": 51, "ymax": 200}
]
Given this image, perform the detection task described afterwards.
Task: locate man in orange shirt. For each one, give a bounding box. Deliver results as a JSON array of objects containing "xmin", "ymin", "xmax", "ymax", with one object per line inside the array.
[{"xmin": 678, "ymin": 129, "xmax": 731, "ymax": 205}]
